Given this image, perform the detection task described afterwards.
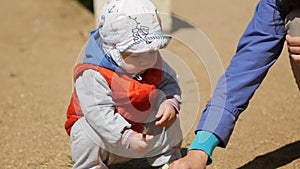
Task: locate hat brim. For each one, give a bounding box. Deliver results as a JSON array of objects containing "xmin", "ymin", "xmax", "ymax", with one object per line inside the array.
[{"xmin": 121, "ymin": 35, "xmax": 172, "ymax": 53}]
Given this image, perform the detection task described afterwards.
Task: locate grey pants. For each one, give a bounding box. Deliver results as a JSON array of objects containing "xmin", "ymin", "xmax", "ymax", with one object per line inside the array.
[
  {"xmin": 70, "ymin": 117, "xmax": 182, "ymax": 169},
  {"xmin": 285, "ymin": 9, "xmax": 300, "ymax": 90}
]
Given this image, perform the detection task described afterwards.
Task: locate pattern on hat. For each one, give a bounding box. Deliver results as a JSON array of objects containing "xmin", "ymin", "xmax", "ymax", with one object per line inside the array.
[{"xmin": 97, "ymin": 0, "xmax": 172, "ymax": 67}]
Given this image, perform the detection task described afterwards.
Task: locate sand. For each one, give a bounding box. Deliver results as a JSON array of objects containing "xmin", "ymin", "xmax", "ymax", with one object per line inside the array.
[{"xmin": 0, "ymin": 0, "xmax": 299, "ymax": 168}]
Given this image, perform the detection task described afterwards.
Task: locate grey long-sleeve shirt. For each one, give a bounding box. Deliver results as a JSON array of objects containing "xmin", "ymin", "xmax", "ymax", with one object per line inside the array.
[{"xmin": 75, "ymin": 59, "xmax": 181, "ymax": 145}]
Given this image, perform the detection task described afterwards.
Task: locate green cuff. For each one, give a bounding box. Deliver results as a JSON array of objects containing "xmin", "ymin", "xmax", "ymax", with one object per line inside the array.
[{"xmin": 188, "ymin": 131, "xmax": 220, "ymax": 165}]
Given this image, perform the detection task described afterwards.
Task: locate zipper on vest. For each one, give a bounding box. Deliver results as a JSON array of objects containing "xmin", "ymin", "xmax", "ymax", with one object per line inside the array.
[{"xmin": 134, "ymin": 74, "xmax": 143, "ymax": 81}]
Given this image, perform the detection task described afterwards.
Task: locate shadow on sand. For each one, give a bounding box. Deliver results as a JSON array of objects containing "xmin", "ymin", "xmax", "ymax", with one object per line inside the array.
[
  {"xmin": 238, "ymin": 141, "xmax": 300, "ymax": 169},
  {"xmin": 77, "ymin": 0, "xmax": 94, "ymax": 13},
  {"xmin": 109, "ymin": 148, "xmax": 187, "ymax": 169},
  {"xmin": 76, "ymin": 0, "xmax": 193, "ymax": 33}
]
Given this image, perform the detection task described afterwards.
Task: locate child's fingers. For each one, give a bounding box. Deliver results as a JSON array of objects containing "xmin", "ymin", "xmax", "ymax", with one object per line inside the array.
[
  {"xmin": 155, "ymin": 105, "xmax": 164, "ymax": 118},
  {"xmin": 134, "ymin": 133, "xmax": 153, "ymax": 141},
  {"xmin": 155, "ymin": 111, "xmax": 170, "ymax": 126},
  {"xmin": 129, "ymin": 133, "xmax": 153, "ymax": 154},
  {"xmin": 145, "ymin": 134, "xmax": 153, "ymax": 141}
]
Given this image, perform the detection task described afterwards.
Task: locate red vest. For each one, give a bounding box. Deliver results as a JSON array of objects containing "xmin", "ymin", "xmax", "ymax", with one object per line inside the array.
[{"xmin": 65, "ymin": 59, "xmax": 162, "ymax": 135}]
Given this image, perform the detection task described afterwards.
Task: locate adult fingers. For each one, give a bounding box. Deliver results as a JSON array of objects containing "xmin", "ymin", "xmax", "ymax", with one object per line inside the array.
[
  {"xmin": 288, "ymin": 46, "xmax": 300, "ymax": 54},
  {"xmin": 290, "ymin": 54, "xmax": 300, "ymax": 65},
  {"xmin": 286, "ymin": 34, "xmax": 300, "ymax": 46}
]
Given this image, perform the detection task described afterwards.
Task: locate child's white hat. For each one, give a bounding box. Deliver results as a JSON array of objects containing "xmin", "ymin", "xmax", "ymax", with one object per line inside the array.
[{"xmin": 98, "ymin": 0, "xmax": 171, "ymax": 54}]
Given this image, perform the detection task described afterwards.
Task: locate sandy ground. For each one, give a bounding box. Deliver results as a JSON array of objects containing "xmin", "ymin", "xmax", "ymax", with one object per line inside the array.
[{"xmin": 0, "ymin": 0, "xmax": 299, "ymax": 168}]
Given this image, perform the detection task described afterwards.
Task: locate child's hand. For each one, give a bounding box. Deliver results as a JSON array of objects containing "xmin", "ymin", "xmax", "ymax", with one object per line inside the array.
[
  {"xmin": 155, "ymin": 103, "xmax": 177, "ymax": 127},
  {"xmin": 129, "ymin": 133, "xmax": 153, "ymax": 154}
]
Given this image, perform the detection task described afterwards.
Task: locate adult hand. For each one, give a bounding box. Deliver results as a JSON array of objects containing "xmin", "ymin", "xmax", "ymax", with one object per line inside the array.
[
  {"xmin": 155, "ymin": 103, "xmax": 177, "ymax": 127},
  {"xmin": 129, "ymin": 133, "xmax": 153, "ymax": 154},
  {"xmin": 286, "ymin": 34, "xmax": 300, "ymax": 65},
  {"xmin": 169, "ymin": 150, "xmax": 208, "ymax": 169}
]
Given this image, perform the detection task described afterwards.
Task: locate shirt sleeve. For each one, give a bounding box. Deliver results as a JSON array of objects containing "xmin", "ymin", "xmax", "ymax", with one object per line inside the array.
[
  {"xmin": 75, "ymin": 69, "xmax": 131, "ymax": 144},
  {"xmin": 158, "ymin": 59, "xmax": 182, "ymax": 105},
  {"xmin": 188, "ymin": 131, "xmax": 220, "ymax": 165},
  {"xmin": 196, "ymin": 0, "xmax": 286, "ymax": 147}
]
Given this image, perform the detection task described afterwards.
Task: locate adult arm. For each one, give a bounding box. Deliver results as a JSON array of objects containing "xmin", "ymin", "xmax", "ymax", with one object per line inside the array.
[
  {"xmin": 171, "ymin": 0, "xmax": 286, "ymax": 168},
  {"xmin": 197, "ymin": 0, "xmax": 286, "ymax": 147}
]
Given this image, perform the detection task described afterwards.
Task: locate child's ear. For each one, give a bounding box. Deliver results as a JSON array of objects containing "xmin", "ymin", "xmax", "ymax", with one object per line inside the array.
[{"xmin": 120, "ymin": 52, "xmax": 133, "ymax": 59}]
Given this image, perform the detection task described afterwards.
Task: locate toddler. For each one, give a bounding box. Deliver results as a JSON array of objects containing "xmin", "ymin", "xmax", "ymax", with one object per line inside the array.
[{"xmin": 65, "ymin": 0, "xmax": 183, "ymax": 168}]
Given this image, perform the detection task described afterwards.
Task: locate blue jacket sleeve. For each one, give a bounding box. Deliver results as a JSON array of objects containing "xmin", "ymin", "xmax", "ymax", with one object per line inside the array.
[{"xmin": 196, "ymin": 0, "xmax": 286, "ymax": 147}]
